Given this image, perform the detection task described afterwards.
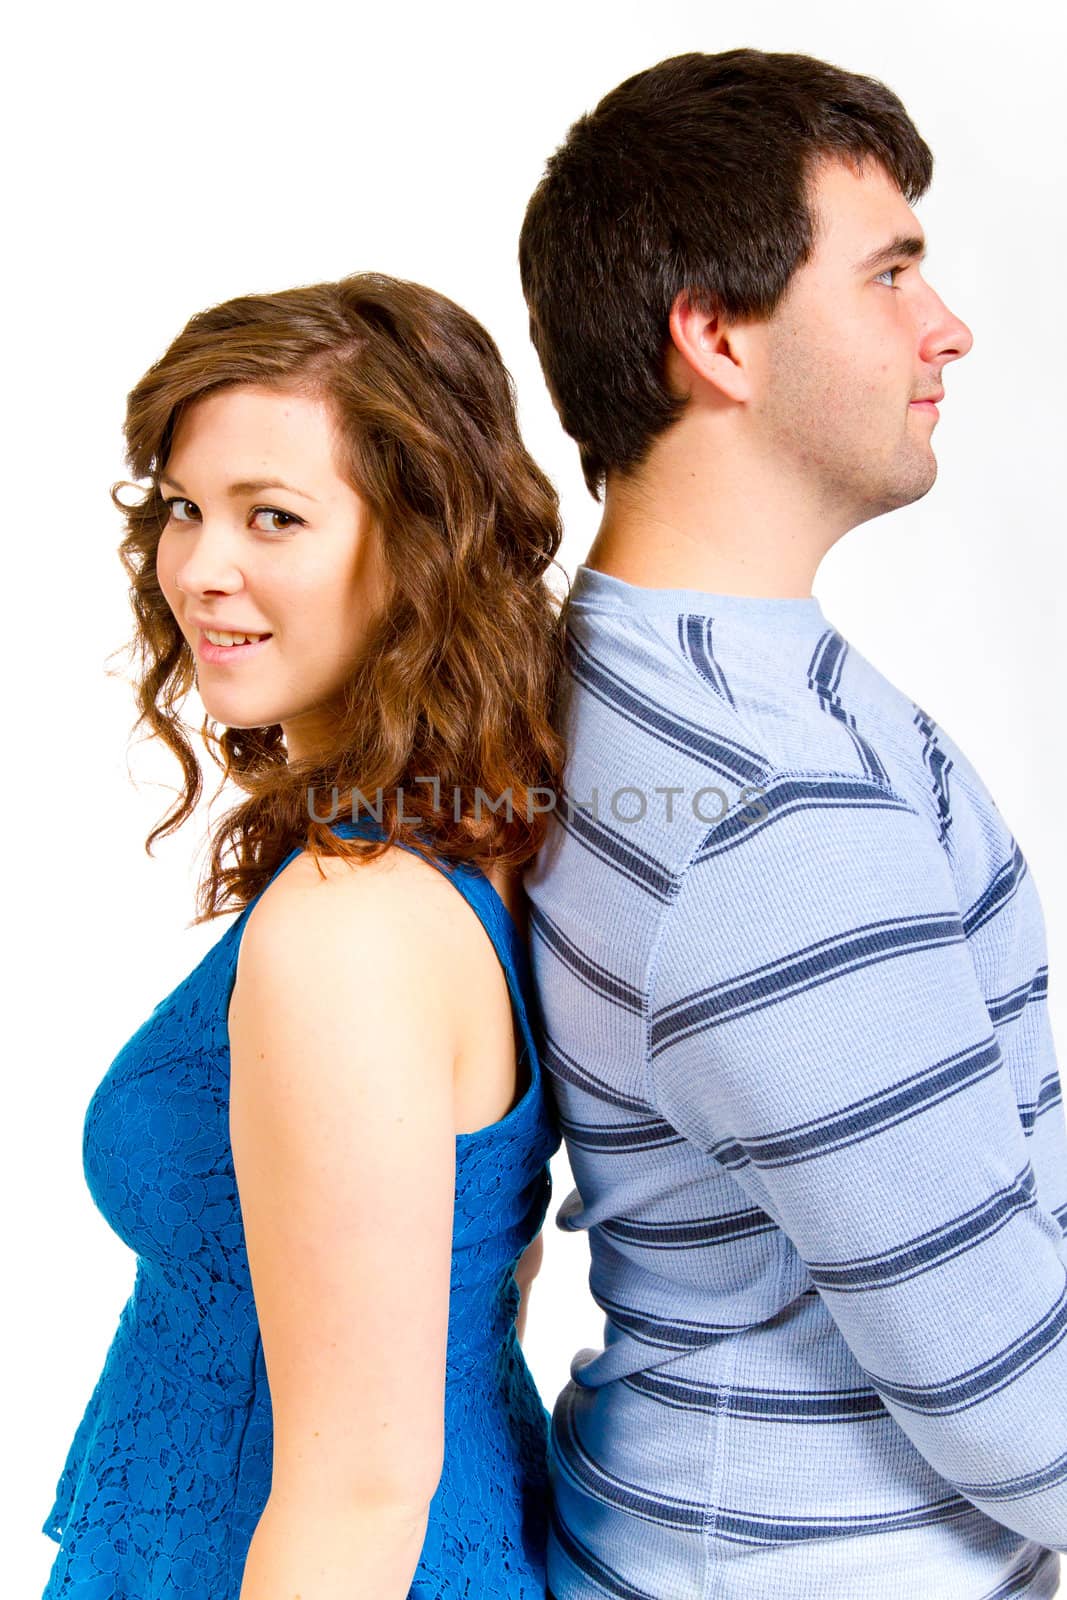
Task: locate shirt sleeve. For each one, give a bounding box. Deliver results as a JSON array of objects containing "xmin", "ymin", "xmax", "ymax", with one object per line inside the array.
[{"xmin": 645, "ymin": 769, "xmax": 1067, "ymax": 1551}]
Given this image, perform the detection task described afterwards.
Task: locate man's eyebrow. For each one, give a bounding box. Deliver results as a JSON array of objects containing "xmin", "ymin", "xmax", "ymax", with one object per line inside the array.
[
  {"xmin": 853, "ymin": 233, "xmax": 927, "ymax": 274},
  {"xmin": 157, "ymin": 473, "xmax": 319, "ymax": 503}
]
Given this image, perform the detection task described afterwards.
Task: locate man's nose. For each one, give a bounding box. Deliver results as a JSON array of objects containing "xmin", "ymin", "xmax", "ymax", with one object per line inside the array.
[{"xmin": 921, "ymin": 290, "xmax": 974, "ymax": 367}]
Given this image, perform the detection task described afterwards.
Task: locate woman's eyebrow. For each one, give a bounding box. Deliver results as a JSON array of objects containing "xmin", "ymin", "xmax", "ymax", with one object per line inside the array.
[{"xmin": 158, "ymin": 473, "xmax": 319, "ymax": 502}]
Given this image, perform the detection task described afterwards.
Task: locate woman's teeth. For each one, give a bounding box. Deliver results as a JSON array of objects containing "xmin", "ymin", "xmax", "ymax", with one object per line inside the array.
[{"xmin": 203, "ymin": 630, "xmax": 270, "ymax": 647}]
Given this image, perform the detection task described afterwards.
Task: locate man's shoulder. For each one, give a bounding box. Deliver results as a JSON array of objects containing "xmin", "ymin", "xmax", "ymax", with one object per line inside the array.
[
  {"xmin": 559, "ymin": 602, "xmax": 776, "ymax": 787},
  {"xmin": 556, "ymin": 604, "xmax": 900, "ymax": 830}
]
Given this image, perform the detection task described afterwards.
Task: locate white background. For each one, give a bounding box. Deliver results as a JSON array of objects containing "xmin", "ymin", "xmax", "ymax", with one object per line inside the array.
[{"xmin": 8, "ymin": 1, "xmax": 1065, "ymax": 1589}]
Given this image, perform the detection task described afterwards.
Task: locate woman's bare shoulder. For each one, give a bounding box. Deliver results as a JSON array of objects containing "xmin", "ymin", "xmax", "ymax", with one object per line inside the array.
[
  {"xmin": 248, "ymin": 838, "xmax": 468, "ymax": 928},
  {"xmin": 237, "ymin": 840, "xmax": 499, "ymax": 1026}
]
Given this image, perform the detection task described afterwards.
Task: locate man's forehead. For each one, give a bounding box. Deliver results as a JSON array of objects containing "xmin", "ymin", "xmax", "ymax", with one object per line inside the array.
[{"xmin": 808, "ymin": 156, "xmax": 925, "ymax": 266}]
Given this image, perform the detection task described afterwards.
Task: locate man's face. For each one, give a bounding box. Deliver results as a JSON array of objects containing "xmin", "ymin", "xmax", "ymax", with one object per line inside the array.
[{"xmin": 755, "ymin": 155, "xmax": 973, "ymax": 522}]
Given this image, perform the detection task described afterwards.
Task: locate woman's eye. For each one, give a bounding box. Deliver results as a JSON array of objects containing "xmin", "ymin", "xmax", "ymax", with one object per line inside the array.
[
  {"xmin": 250, "ymin": 506, "xmax": 302, "ymax": 534},
  {"xmin": 163, "ymin": 496, "xmax": 199, "ymax": 522},
  {"xmin": 159, "ymin": 497, "xmax": 300, "ymax": 535}
]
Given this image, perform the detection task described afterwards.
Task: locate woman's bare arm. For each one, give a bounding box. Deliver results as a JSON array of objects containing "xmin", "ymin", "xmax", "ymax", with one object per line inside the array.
[
  {"xmin": 513, "ymin": 1231, "xmax": 544, "ymax": 1344},
  {"xmin": 229, "ymin": 847, "xmax": 470, "ymax": 1600}
]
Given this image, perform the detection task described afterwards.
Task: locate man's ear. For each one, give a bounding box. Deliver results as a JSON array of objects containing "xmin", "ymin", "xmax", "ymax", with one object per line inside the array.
[{"xmin": 667, "ymin": 290, "xmax": 751, "ymax": 403}]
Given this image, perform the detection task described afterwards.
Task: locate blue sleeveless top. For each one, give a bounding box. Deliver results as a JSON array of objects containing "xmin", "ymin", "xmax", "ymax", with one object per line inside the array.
[{"xmin": 41, "ymin": 817, "xmax": 560, "ymax": 1598}]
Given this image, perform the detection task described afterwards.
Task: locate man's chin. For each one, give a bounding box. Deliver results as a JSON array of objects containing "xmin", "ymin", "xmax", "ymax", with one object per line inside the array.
[
  {"xmin": 874, "ymin": 453, "xmax": 938, "ymax": 516},
  {"xmin": 895, "ymin": 444, "xmax": 940, "ymax": 499}
]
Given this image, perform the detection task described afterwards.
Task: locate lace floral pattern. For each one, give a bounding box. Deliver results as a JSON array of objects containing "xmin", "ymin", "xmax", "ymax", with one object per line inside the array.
[{"xmin": 42, "ymin": 827, "xmax": 560, "ymax": 1597}]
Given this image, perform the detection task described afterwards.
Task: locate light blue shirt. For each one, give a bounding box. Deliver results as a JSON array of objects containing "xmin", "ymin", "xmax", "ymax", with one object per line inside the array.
[{"xmin": 525, "ymin": 564, "xmax": 1066, "ymax": 1598}]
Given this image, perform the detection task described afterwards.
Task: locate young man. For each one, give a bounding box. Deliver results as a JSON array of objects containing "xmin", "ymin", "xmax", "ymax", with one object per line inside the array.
[{"xmin": 520, "ymin": 49, "xmax": 1066, "ymax": 1599}]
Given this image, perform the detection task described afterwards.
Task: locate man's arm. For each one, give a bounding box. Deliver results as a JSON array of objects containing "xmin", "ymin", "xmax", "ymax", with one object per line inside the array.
[{"xmin": 646, "ymin": 770, "xmax": 1067, "ymax": 1551}]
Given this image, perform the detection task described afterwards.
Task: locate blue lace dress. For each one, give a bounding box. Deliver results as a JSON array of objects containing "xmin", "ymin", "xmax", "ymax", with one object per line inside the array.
[{"xmin": 41, "ymin": 818, "xmax": 560, "ymax": 1598}]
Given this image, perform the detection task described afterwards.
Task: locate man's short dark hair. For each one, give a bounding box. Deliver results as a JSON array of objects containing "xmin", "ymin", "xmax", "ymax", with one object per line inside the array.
[{"xmin": 518, "ymin": 49, "xmax": 933, "ymax": 499}]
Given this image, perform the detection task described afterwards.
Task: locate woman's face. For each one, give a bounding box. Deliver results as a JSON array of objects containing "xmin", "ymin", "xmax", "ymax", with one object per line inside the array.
[{"xmin": 156, "ymin": 384, "xmax": 388, "ymax": 761}]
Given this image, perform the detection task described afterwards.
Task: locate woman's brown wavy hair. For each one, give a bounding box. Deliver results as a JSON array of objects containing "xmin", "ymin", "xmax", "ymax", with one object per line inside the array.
[{"xmin": 110, "ymin": 272, "xmax": 568, "ymax": 925}]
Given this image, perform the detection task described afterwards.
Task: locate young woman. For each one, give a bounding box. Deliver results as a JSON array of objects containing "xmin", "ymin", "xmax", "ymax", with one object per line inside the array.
[{"xmin": 41, "ymin": 273, "xmax": 566, "ymax": 1599}]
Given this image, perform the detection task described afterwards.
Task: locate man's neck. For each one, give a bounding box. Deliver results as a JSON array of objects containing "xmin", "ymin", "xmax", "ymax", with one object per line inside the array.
[{"xmin": 587, "ymin": 457, "xmax": 849, "ymax": 601}]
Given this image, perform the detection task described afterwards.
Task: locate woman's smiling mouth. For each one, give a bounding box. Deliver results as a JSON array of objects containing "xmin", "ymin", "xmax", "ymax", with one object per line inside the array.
[{"xmin": 196, "ymin": 628, "xmax": 273, "ymax": 663}]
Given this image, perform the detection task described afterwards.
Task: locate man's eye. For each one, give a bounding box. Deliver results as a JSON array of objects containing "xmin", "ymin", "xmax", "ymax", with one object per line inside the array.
[
  {"xmin": 250, "ymin": 507, "xmax": 302, "ymax": 534},
  {"xmin": 874, "ymin": 265, "xmax": 902, "ymax": 287}
]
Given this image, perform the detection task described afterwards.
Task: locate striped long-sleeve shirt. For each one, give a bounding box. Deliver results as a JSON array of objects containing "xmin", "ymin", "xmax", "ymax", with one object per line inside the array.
[{"xmin": 523, "ymin": 563, "xmax": 1066, "ymax": 1600}]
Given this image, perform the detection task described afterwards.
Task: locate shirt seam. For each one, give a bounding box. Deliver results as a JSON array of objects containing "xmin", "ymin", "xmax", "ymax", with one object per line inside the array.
[
  {"xmin": 630, "ymin": 615, "xmax": 925, "ymax": 833},
  {"xmin": 629, "ymin": 611, "xmax": 783, "ymax": 770}
]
